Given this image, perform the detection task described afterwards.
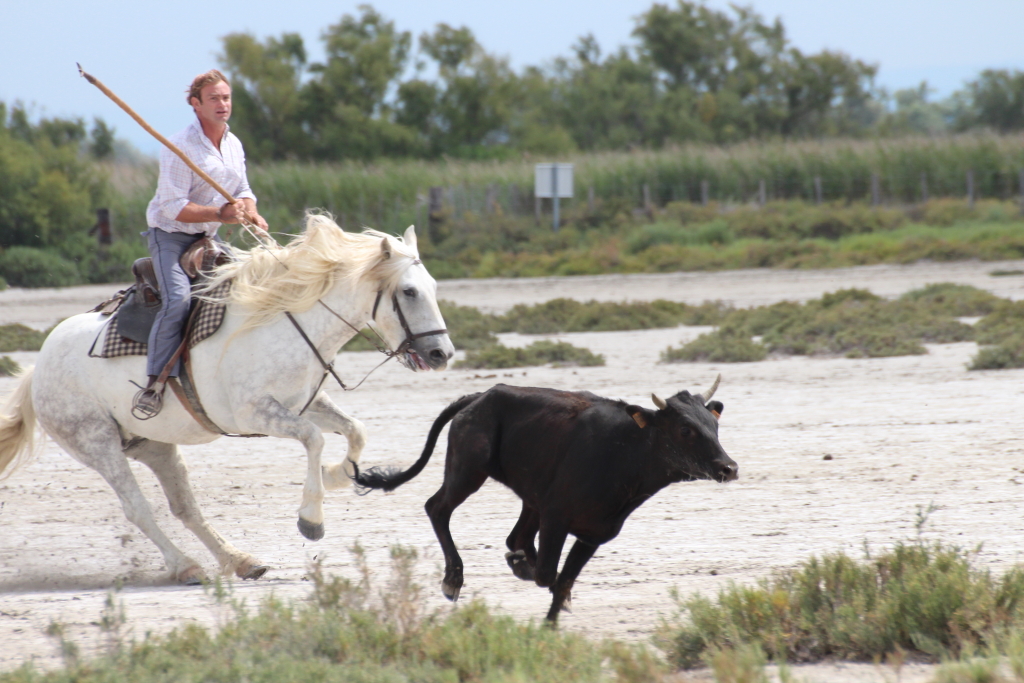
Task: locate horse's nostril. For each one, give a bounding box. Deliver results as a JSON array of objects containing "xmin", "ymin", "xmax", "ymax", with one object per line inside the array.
[{"xmin": 430, "ymin": 348, "xmax": 449, "ymax": 362}]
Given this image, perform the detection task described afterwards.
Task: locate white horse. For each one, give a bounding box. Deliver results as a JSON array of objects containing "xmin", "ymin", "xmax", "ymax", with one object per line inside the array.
[{"xmin": 0, "ymin": 214, "xmax": 454, "ymax": 584}]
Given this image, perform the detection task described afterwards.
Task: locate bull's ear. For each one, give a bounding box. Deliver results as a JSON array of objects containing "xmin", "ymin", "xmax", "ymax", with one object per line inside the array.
[
  {"xmin": 627, "ymin": 405, "xmax": 653, "ymax": 429},
  {"xmin": 706, "ymin": 400, "xmax": 724, "ymax": 420}
]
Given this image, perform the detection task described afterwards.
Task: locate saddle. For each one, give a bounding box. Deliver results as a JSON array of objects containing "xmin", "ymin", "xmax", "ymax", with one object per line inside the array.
[{"xmin": 116, "ymin": 238, "xmax": 230, "ymax": 344}]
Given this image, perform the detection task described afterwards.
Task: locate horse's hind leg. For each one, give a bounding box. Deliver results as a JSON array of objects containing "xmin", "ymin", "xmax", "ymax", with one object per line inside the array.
[
  {"xmin": 45, "ymin": 421, "xmax": 205, "ymax": 584},
  {"xmin": 128, "ymin": 440, "xmax": 268, "ymax": 580},
  {"xmin": 302, "ymin": 393, "xmax": 367, "ymax": 491}
]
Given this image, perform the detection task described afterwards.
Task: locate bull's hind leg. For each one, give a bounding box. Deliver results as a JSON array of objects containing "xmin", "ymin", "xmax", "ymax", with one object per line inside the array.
[
  {"xmin": 424, "ymin": 438, "xmax": 490, "ymax": 602},
  {"xmin": 303, "ymin": 393, "xmax": 367, "ymax": 491},
  {"xmin": 129, "ymin": 440, "xmax": 268, "ymax": 580},
  {"xmin": 505, "ymin": 502, "xmax": 539, "ymax": 581},
  {"xmin": 44, "ymin": 420, "xmax": 205, "ymax": 584}
]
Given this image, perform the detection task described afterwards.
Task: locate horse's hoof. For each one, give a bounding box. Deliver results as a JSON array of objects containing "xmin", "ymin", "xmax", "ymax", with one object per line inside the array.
[
  {"xmin": 240, "ymin": 565, "xmax": 270, "ymax": 580},
  {"xmin": 177, "ymin": 566, "xmax": 207, "ymax": 585},
  {"xmin": 505, "ymin": 550, "xmax": 536, "ymax": 581},
  {"xmin": 297, "ymin": 518, "xmax": 324, "ymax": 541},
  {"xmin": 441, "ymin": 580, "xmax": 461, "ymax": 602}
]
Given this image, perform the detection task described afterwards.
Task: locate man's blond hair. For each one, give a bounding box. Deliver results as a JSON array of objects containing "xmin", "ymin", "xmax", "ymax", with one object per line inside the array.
[{"xmin": 186, "ymin": 69, "xmax": 230, "ymax": 105}]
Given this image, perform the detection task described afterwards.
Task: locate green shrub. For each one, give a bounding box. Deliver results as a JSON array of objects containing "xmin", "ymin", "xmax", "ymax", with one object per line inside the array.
[
  {"xmin": 656, "ymin": 542, "xmax": 1024, "ymax": 668},
  {"xmin": 974, "ymin": 300, "xmax": 1024, "ymax": 345},
  {"xmin": 0, "ymin": 246, "xmax": 81, "ymax": 288},
  {"xmin": 0, "ymin": 356, "xmax": 20, "ymax": 376},
  {"xmin": 0, "ymin": 323, "xmax": 48, "ymax": 352},
  {"xmin": 456, "ymin": 340, "xmax": 605, "ymax": 369},
  {"xmin": 662, "ymin": 327, "xmax": 768, "ymax": 363},
  {"xmin": 970, "ymin": 333, "xmax": 1024, "ymax": 370},
  {"xmin": 497, "ymin": 298, "xmax": 729, "ymax": 334},
  {"xmin": 899, "ymin": 283, "xmax": 1003, "ymax": 316},
  {"xmin": 0, "ymin": 275, "xmax": 7, "ymax": 290}
]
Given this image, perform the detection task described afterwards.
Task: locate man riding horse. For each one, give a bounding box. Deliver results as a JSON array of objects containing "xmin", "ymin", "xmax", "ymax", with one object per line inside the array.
[{"xmin": 134, "ymin": 69, "xmax": 269, "ymax": 418}]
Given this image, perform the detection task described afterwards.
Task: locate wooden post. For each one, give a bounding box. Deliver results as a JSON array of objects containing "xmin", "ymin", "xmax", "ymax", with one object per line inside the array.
[
  {"xmin": 870, "ymin": 173, "xmax": 880, "ymax": 206},
  {"xmin": 967, "ymin": 169, "xmax": 975, "ymax": 210},
  {"xmin": 88, "ymin": 208, "xmax": 112, "ymax": 245},
  {"xmin": 700, "ymin": 180, "xmax": 709, "ymax": 207},
  {"xmin": 428, "ymin": 186, "xmax": 444, "ymax": 244},
  {"xmin": 534, "ymin": 194, "xmax": 541, "ymax": 226},
  {"xmin": 813, "ymin": 176, "xmax": 823, "ymax": 205},
  {"xmin": 758, "ymin": 179, "xmax": 766, "ymax": 207},
  {"xmin": 587, "ymin": 185, "xmax": 595, "ymax": 215},
  {"xmin": 510, "ymin": 183, "xmax": 521, "ymax": 215},
  {"xmin": 1019, "ymin": 170, "xmax": 1024, "ymax": 217},
  {"xmin": 485, "ymin": 184, "xmax": 498, "ymax": 214},
  {"xmin": 920, "ymin": 173, "xmax": 929, "ymax": 203},
  {"xmin": 642, "ymin": 183, "xmax": 653, "ymax": 220}
]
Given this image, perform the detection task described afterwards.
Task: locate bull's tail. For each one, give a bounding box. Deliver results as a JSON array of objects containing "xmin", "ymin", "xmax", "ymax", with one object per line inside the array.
[
  {"xmin": 0, "ymin": 368, "xmax": 41, "ymax": 481},
  {"xmin": 354, "ymin": 392, "xmax": 480, "ymax": 493}
]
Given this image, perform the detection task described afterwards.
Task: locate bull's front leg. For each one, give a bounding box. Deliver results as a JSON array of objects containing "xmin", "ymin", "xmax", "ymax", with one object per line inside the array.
[
  {"xmin": 545, "ymin": 539, "xmax": 598, "ymax": 623},
  {"xmin": 533, "ymin": 518, "xmax": 569, "ymax": 590},
  {"xmin": 302, "ymin": 392, "xmax": 368, "ymax": 490},
  {"xmin": 240, "ymin": 395, "xmax": 327, "ymax": 541}
]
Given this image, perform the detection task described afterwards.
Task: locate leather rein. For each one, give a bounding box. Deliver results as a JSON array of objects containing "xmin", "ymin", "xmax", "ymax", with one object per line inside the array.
[{"xmin": 285, "ymin": 259, "xmax": 448, "ymax": 415}]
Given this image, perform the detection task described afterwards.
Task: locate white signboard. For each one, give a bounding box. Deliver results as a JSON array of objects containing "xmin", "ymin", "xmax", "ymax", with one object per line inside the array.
[{"xmin": 534, "ymin": 163, "xmax": 574, "ymax": 198}]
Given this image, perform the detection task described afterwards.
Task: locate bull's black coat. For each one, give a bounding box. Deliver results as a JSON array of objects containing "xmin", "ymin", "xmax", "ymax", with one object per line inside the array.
[{"xmin": 355, "ymin": 381, "xmax": 737, "ymax": 623}]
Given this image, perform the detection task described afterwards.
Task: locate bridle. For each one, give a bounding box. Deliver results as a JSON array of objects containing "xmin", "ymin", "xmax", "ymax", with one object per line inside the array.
[{"xmin": 285, "ymin": 258, "xmax": 448, "ymax": 414}]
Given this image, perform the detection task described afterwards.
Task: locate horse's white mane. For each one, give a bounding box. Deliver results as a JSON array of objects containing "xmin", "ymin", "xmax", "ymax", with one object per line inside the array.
[{"xmin": 200, "ymin": 212, "xmax": 419, "ymax": 333}]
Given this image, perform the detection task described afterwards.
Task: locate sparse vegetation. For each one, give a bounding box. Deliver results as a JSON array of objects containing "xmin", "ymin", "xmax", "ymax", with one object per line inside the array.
[
  {"xmin": 456, "ymin": 340, "xmax": 605, "ymax": 369},
  {"xmin": 664, "ymin": 286, "xmax": 984, "ymax": 362},
  {"xmin": 656, "ymin": 542, "xmax": 1024, "ymax": 669},
  {"xmin": 2, "ymin": 546, "xmax": 665, "ymax": 683},
  {"xmin": 0, "ymin": 355, "xmax": 20, "ymax": 376},
  {"xmin": 970, "ymin": 300, "xmax": 1024, "ymax": 369},
  {"xmin": 0, "ymin": 324, "xmax": 48, "ymax": 352}
]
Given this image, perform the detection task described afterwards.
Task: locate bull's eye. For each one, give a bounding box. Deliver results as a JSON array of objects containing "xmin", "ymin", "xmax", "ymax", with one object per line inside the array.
[
  {"xmin": 403, "ymin": 288, "xmax": 417, "ymax": 298},
  {"xmin": 679, "ymin": 426, "xmax": 692, "ymax": 437}
]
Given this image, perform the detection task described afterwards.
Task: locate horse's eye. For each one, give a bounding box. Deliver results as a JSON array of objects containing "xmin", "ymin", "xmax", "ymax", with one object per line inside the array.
[{"xmin": 403, "ymin": 288, "xmax": 417, "ymax": 298}]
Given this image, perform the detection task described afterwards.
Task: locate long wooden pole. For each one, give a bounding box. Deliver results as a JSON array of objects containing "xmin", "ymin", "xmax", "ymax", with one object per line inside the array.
[{"xmin": 77, "ymin": 63, "xmax": 270, "ymax": 243}]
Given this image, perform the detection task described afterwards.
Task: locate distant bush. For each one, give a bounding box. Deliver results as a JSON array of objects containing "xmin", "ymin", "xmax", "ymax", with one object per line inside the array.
[
  {"xmin": 664, "ymin": 286, "xmax": 979, "ymax": 362},
  {"xmin": 456, "ymin": 340, "xmax": 605, "ymax": 369},
  {"xmin": 0, "ymin": 275, "xmax": 7, "ymax": 290},
  {"xmin": 662, "ymin": 326, "xmax": 767, "ymax": 363},
  {"xmin": 497, "ymin": 298, "xmax": 729, "ymax": 334},
  {"xmin": 656, "ymin": 542, "xmax": 1024, "ymax": 668},
  {"xmin": 0, "ymin": 355, "xmax": 20, "ymax": 376},
  {"xmin": 898, "ymin": 282, "xmax": 1003, "ymax": 316},
  {"xmin": 0, "ymin": 323, "xmax": 48, "ymax": 352},
  {"xmin": 0, "ymin": 246, "xmax": 81, "ymax": 288},
  {"xmin": 969, "ymin": 300, "xmax": 1024, "ymax": 369}
]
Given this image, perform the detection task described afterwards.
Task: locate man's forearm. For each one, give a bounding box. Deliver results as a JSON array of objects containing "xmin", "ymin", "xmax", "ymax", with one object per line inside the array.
[{"xmin": 174, "ymin": 202, "xmax": 222, "ymax": 224}]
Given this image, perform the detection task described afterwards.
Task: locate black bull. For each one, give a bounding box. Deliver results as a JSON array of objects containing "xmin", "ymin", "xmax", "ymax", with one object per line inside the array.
[{"xmin": 354, "ymin": 377, "xmax": 737, "ymax": 623}]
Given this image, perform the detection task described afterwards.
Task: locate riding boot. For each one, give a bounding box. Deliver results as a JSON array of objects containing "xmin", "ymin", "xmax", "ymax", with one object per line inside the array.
[{"xmin": 132, "ymin": 375, "xmax": 165, "ymax": 420}]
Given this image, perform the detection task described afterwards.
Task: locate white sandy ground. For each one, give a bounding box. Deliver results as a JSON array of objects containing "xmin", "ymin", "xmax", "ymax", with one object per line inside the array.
[{"xmin": 1, "ymin": 260, "xmax": 1024, "ymax": 682}]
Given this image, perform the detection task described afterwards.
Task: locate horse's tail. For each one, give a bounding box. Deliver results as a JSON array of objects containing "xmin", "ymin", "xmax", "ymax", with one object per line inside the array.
[
  {"xmin": 354, "ymin": 392, "xmax": 481, "ymax": 493},
  {"xmin": 0, "ymin": 368, "xmax": 40, "ymax": 480}
]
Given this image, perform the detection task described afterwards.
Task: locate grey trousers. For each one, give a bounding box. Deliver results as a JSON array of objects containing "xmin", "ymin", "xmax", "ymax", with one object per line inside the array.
[{"xmin": 145, "ymin": 228, "xmax": 205, "ymax": 377}]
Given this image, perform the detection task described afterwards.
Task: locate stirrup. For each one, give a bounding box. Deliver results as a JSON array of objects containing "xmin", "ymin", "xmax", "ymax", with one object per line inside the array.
[{"xmin": 132, "ymin": 384, "xmax": 165, "ymax": 420}]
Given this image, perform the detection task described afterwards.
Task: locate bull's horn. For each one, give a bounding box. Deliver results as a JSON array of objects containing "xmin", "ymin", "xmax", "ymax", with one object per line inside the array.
[
  {"xmin": 696, "ymin": 374, "xmax": 721, "ymax": 403},
  {"xmin": 652, "ymin": 393, "xmax": 667, "ymax": 410}
]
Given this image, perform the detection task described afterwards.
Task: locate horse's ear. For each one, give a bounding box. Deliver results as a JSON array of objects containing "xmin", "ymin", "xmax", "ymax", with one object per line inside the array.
[
  {"xmin": 380, "ymin": 237, "xmax": 391, "ymax": 260},
  {"xmin": 403, "ymin": 225, "xmax": 418, "ymax": 252}
]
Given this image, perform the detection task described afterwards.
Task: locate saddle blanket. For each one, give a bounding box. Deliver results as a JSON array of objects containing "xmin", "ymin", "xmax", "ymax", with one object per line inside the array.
[{"xmin": 91, "ymin": 280, "xmax": 231, "ymax": 359}]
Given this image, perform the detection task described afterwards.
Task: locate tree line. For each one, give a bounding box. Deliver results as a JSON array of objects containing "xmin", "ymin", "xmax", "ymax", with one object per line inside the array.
[{"xmin": 218, "ymin": 1, "xmax": 1024, "ymax": 162}]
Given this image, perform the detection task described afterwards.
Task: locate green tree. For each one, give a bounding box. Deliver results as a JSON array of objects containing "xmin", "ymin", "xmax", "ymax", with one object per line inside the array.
[
  {"xmin": 219, "ymin": 31, "xmax": 309, "ymax": 161},
  {"xmin": 954, "ymin": 69, "xmax": 1024, "ymax": 132}
]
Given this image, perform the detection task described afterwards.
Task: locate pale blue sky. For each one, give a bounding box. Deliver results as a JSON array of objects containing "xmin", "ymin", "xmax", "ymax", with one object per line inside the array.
[{"xmin": 2, "ymin": 0, "xmax": 1023, "ymax": 154}]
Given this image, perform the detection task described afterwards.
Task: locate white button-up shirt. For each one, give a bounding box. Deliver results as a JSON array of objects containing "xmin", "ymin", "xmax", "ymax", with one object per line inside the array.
[{"xmin": 145, "ymin": 117, "xmax": 257, "ymax": 236}]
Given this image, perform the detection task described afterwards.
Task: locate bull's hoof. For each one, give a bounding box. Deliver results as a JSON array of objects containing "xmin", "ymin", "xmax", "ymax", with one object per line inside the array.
[
  {"xmin": 560, "ymin": 591, "xmax": 572, "ymax": 613},
  {"xmin": 297, "ymin": 518, "xmax": 325, "ymax": 541},
  {"xmin": 240, "ymin": 565, "xmax": 270, "ymax": 581},
  {"xmin": 505, "ymin": 550, "xmax": 536, "ymax": 581},
  {"xmin": 441, "ymin": 580, "xmax": 461, "ymax": 602}
]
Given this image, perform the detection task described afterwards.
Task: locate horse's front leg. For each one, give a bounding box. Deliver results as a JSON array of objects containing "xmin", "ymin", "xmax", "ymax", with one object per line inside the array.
[
  {"xmin": 302, "ymin": 392, "xmax": 367, "ymax": 491},
  {"xmin": 241, "ymin": 395, "xmax": 327, "ymax": 541}
]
